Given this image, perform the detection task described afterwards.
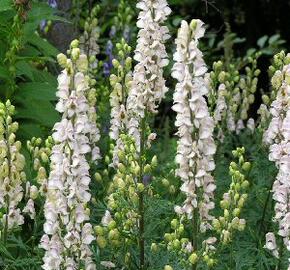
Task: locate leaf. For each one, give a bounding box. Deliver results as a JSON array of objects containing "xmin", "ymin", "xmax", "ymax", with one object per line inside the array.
[
  {"xmin": 0, "ymin": 65, "xmax": 10, "ymax": 80},
  {"xmin": 16, "ymin": 61, "xmax": 34, "ymax": 80},
  {"xmin": 15, "ymin": 99, "xmax": 59, "ymax": 127},
  {"xmin": 269, "ymin": 34, "xmax": 281, "ymax": 45},
  {"xmin": 0, "ymin": 0, "xmax": 12, "ymax": 12},
  {"xmin": 17, "ymin": 122, "xmax": 45, "ymax": 140},
  {"xmin": 26, "ymin": 33, "xmax": 59, "ymax": 56},
  {"xmin": 16, "ymin": 82, "xmax": 57, "ymax": 101},
  {"xmin": 257, "ymin": 35, "xmax": 268, "ymax": 48},
  {"xmin": 23, "ymin": 3, "xmax": 69, "ymax": 38}
]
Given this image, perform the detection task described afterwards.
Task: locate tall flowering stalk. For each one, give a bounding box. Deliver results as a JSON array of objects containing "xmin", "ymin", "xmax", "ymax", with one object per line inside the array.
[
  {"xmin": 208, "ymin": 53, "xmax": 260, "ymax": 138},
  {"xmin": 0, "ymin": 100, "xmax": 26, "ymax": 243},
  {"xmin": 127, "ymin": 0, "xmax": 171, "ymax": 148},
  {"xmin": 40, "ymin": 43, "xmax": 96, "ymax": 270},
  {"xmin": 79, "ymin": 6, "xmax": 102, "ymax": 164},
  {"xmin": 172, "ymin": 19, "xmax": 216, "ymax": 232},
  {"xmin": 109, "ymin": 39, "xmax": 133, "ymax": 167},
  {"xmin": 169, "ymin": 19, "xmax": 216, "ymax": 269},
  {"xmin": 264, "ymin": 57, "xmax": 290, "ymax": 267},
  {"xmin": 127, "ymin": 1, "xmax": 171, "ymax": 268},
  {"xmin": 97, "ymin": 1, "xmax": 171, "ymax": 268}
]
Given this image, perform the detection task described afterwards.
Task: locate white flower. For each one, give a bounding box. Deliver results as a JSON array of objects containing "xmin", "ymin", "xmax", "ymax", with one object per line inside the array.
[
  {"xmin": 100, "ymin": 261, "xmax": 116, "ymax": 268},
  {"xmin": 127, "ymin": 0, "xmax": 171, "ymax": 148},
  {"xmin": 265, "ymin": 232, "xmax": 279, "ymax": 258},
  {"xmin": 101, "ymin": 210, "xmax": 112, "ymax": 226},
  {"xmin": 172, "ymin": 20, "xmax": 216, "ymax": 230},
  {"xmin": 23, "ymin": 199, "xmax": 36, "ymax": 219},
  {"xmin": 265, "ymin": 64, "xmax": 290, "ymax": 266},
  {"xmin": 246, "ymin": 118, "xmax": 255, "ymax": 133},
  {"xmin": 42, "ymin": 53, "xmax": 96, "ymax": 269}
]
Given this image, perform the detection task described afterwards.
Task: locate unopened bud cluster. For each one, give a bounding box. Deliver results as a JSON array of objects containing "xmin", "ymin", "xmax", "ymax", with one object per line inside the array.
[
  {"xmin": 97, "ymin": 134, "xmax": 157, "ymax": 261},
  {"xmin": 0, "ymin": 100, "xmax": 26, "ymax": 233},
  {"xmin": 109, "ymin": 39, "xmax": 133, "ymax": 167},
  {"xmin": 209, "ymin": 53, "xmax": 261, "ymax": 138},
  {"xmin": 212, "ymin": 147, "xmax": 250, "ymax": 244}
]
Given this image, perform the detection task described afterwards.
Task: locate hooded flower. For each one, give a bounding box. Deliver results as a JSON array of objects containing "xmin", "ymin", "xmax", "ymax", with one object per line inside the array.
[
  {"xmin": 172, "ymin": 20, "xmax": 216, "ymax": 230},
  {"xmin": 264, "ymin": 63, "xmax": 290, "ymax": 266},
  {"xmin": 41, "ymin": 52, "xmax": 96, "ymax": 270},
  {"xmin": 127, "ymin": 0, "xmax": 171, "ymax": 148},
  {"xmin": 0, "ymin": 101, "xmax": 26, "ymax": 232}
]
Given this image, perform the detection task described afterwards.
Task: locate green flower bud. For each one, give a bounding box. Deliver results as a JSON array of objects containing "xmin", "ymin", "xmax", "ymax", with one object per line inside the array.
[
  {"xmin": 151, "ymin": 243, "xmax": 158, "ymax": 252},
  {"xmin": 224, "ymin": 209, "xmax": 229, "ymax": 219},
  {"xmin": 70, "ymin": 39, "xmax": 79, "ymax": 48},
  {"xmin": 94, "ymin": 172, "xmax": 102, "ymax": 182},
  {"xmin": 162, "ymin": 178, "xmax": 169, "ymax": 187},
  {"xmin": 94, "ymin": 225, "xmax": 104, "ymax": 235},
  {"xmin": 164, "ymin": 265, "xmax": 173, "ymax": 270},
  {"xmin": 207, "ymin": 258, "xmax": 215, "ymax": 267},
  {"xmin": 177, "ymin": 224, "xmax": 184, "ymax": 234},
  {"xmin": 169, "ymin": 185, "xmax": 176, "ymax": 194},
  {"xmin": 233, "ymin": 208, "xmax": 240, "ymax": 217},
  {"xmin": 71, "ymin": 48, "xmax": 80, "ymax": 60},
  {"xmin": 144, "ymin": 164, "xmax": 151, "ymax": 174},
  {"xmin": 137, "ymin": 183, "xmax": 145, "ymax": 192},
  {"xmin": 151, "ymin": 155, "xmax": 158, "ymax": 167},
  {"xmin": 189, "ymin": 253, "xmax": 198, "ymax": 264},
  {"xmin": 190, "ymin": 19, "xmax": 197, "ymax": 30},
  {"xmin": 97, "ymin": 236, "xmax": 107, "ymax": 248},
  {"xmin": 241, "ymin": 180, "xmax": 249, "ymax": 189},
  {"xmin": 108, "ymin": 229, "xmax": 120, "ymax": 240},
  {"xmin": 242, "ymin": 162, "xmax": 251, "ymax": 171},
  {"xmin": 112, "ymin": 59, "xmax": 120, "ymax": 68},
  {"xmin": 171, "ymin": 219, "xmax": 178, "ymax": 229},
  {"xmin": 108, "ymin": 220, "xmax": 117, "ymax": 230},
  {"xmin": 212, "ymin": 218, "xmax": 221, "ymax": 231},
  {"xmin": 57, "ymin": 53, "xmax": 67, "ymax": 67},
  {"xmin": 164, "ymin": 233, "xmax": 172, "ymax": 242}
]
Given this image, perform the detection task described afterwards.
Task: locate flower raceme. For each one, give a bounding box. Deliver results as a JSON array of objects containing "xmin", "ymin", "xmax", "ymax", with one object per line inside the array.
[
  {"xmin": 40, "ymin": 43, "xmax": 96, "ymax": 270},
  {"xmin": 264, "ymin": 55, "xmax": 290, "ymax": 265},
  {"xmin": 172, "ymin": 19, "xmax": 216, "ymax": 230},
  {"xmin": 0, "ymin": 101, "xmax": 26, "ymax": 239},
  {"xmin": 127, "ymin": 0, "xmax": 171, "ymax": 148}
]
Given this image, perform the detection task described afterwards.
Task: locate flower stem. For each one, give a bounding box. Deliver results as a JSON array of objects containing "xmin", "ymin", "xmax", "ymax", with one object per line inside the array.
[
  {"xmin": 192, "ymin": 207, "xmax": 198, "ymax": 270},
  {"xmin": 138, "ymin": 115, "xmax": 146, "ymax": 270}
]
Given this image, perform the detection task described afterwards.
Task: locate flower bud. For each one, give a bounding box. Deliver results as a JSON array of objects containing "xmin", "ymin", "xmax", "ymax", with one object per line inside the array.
[
  {"xmin": 171, "ymin": 219, "xmax": 178, "ymax": 229},
  {"xmin": 30, "ymin": 185, "xmax": 39, "ymax": 200},
  {"xmin": 151, "ymin": 243, "xmax": 158, "ymax": 252},
  {"xmin": 97, "ymin": 236, "xmax": 107, "ymax": 248},
  {"xmin": 189, "ymin": 253, "xmax": 198, "ymax": 264},
  {"xmin": 94, "ymin": 172, "xmax": 102, "ymax": 183},
  {"xmin": 57, "ymin": 53, "xmax": 67, "ymax": 67}
]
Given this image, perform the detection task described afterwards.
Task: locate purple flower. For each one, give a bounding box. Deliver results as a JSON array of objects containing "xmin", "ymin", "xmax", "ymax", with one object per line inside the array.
[
  {"xmin": 105, "ymin": 40, "xmax": 113, "ymax": 56},
  {"xmin": 123, "ymin": 25, "xmax": 131, "ymax": 42},
  {"xmin": 48, "ymin": 0, "xmax": 57, "ymax": 8},
  {"xmin": 109, "ymin": 26, "xmax": 117, "ymax": 39},
  {"xmin": 40, "ymin": 20, "xmax": 47, "ymax": 31},
  {"xmin": 142, "ymin": 175, "xmax": 152, "ymax": 186}
]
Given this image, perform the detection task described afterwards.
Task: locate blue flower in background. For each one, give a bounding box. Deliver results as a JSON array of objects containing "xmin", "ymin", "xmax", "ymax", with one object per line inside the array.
[
  {"xmin": 103, "ymin": 40, "xmax": 114, "ymax": 77},
  {"xmin": 48, "ymin": 0, "xmax": 57, "ymax": 8},
  {"xmin": 40, "ymin": 0, "xmax": 57, "ymax": 31},
  {"xmin": 109, "ymin": 26, "xmax": 117, "ymax": 39}
]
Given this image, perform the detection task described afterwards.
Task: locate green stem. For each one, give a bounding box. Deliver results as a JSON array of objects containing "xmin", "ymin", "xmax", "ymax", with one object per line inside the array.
[
  {"xmin": 192, "ymin": 208, "xmax": 198, "ymax": 270},
  {"xmin": 138, "ymin": 115, "xmax": 146, "ymax": 270}
]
